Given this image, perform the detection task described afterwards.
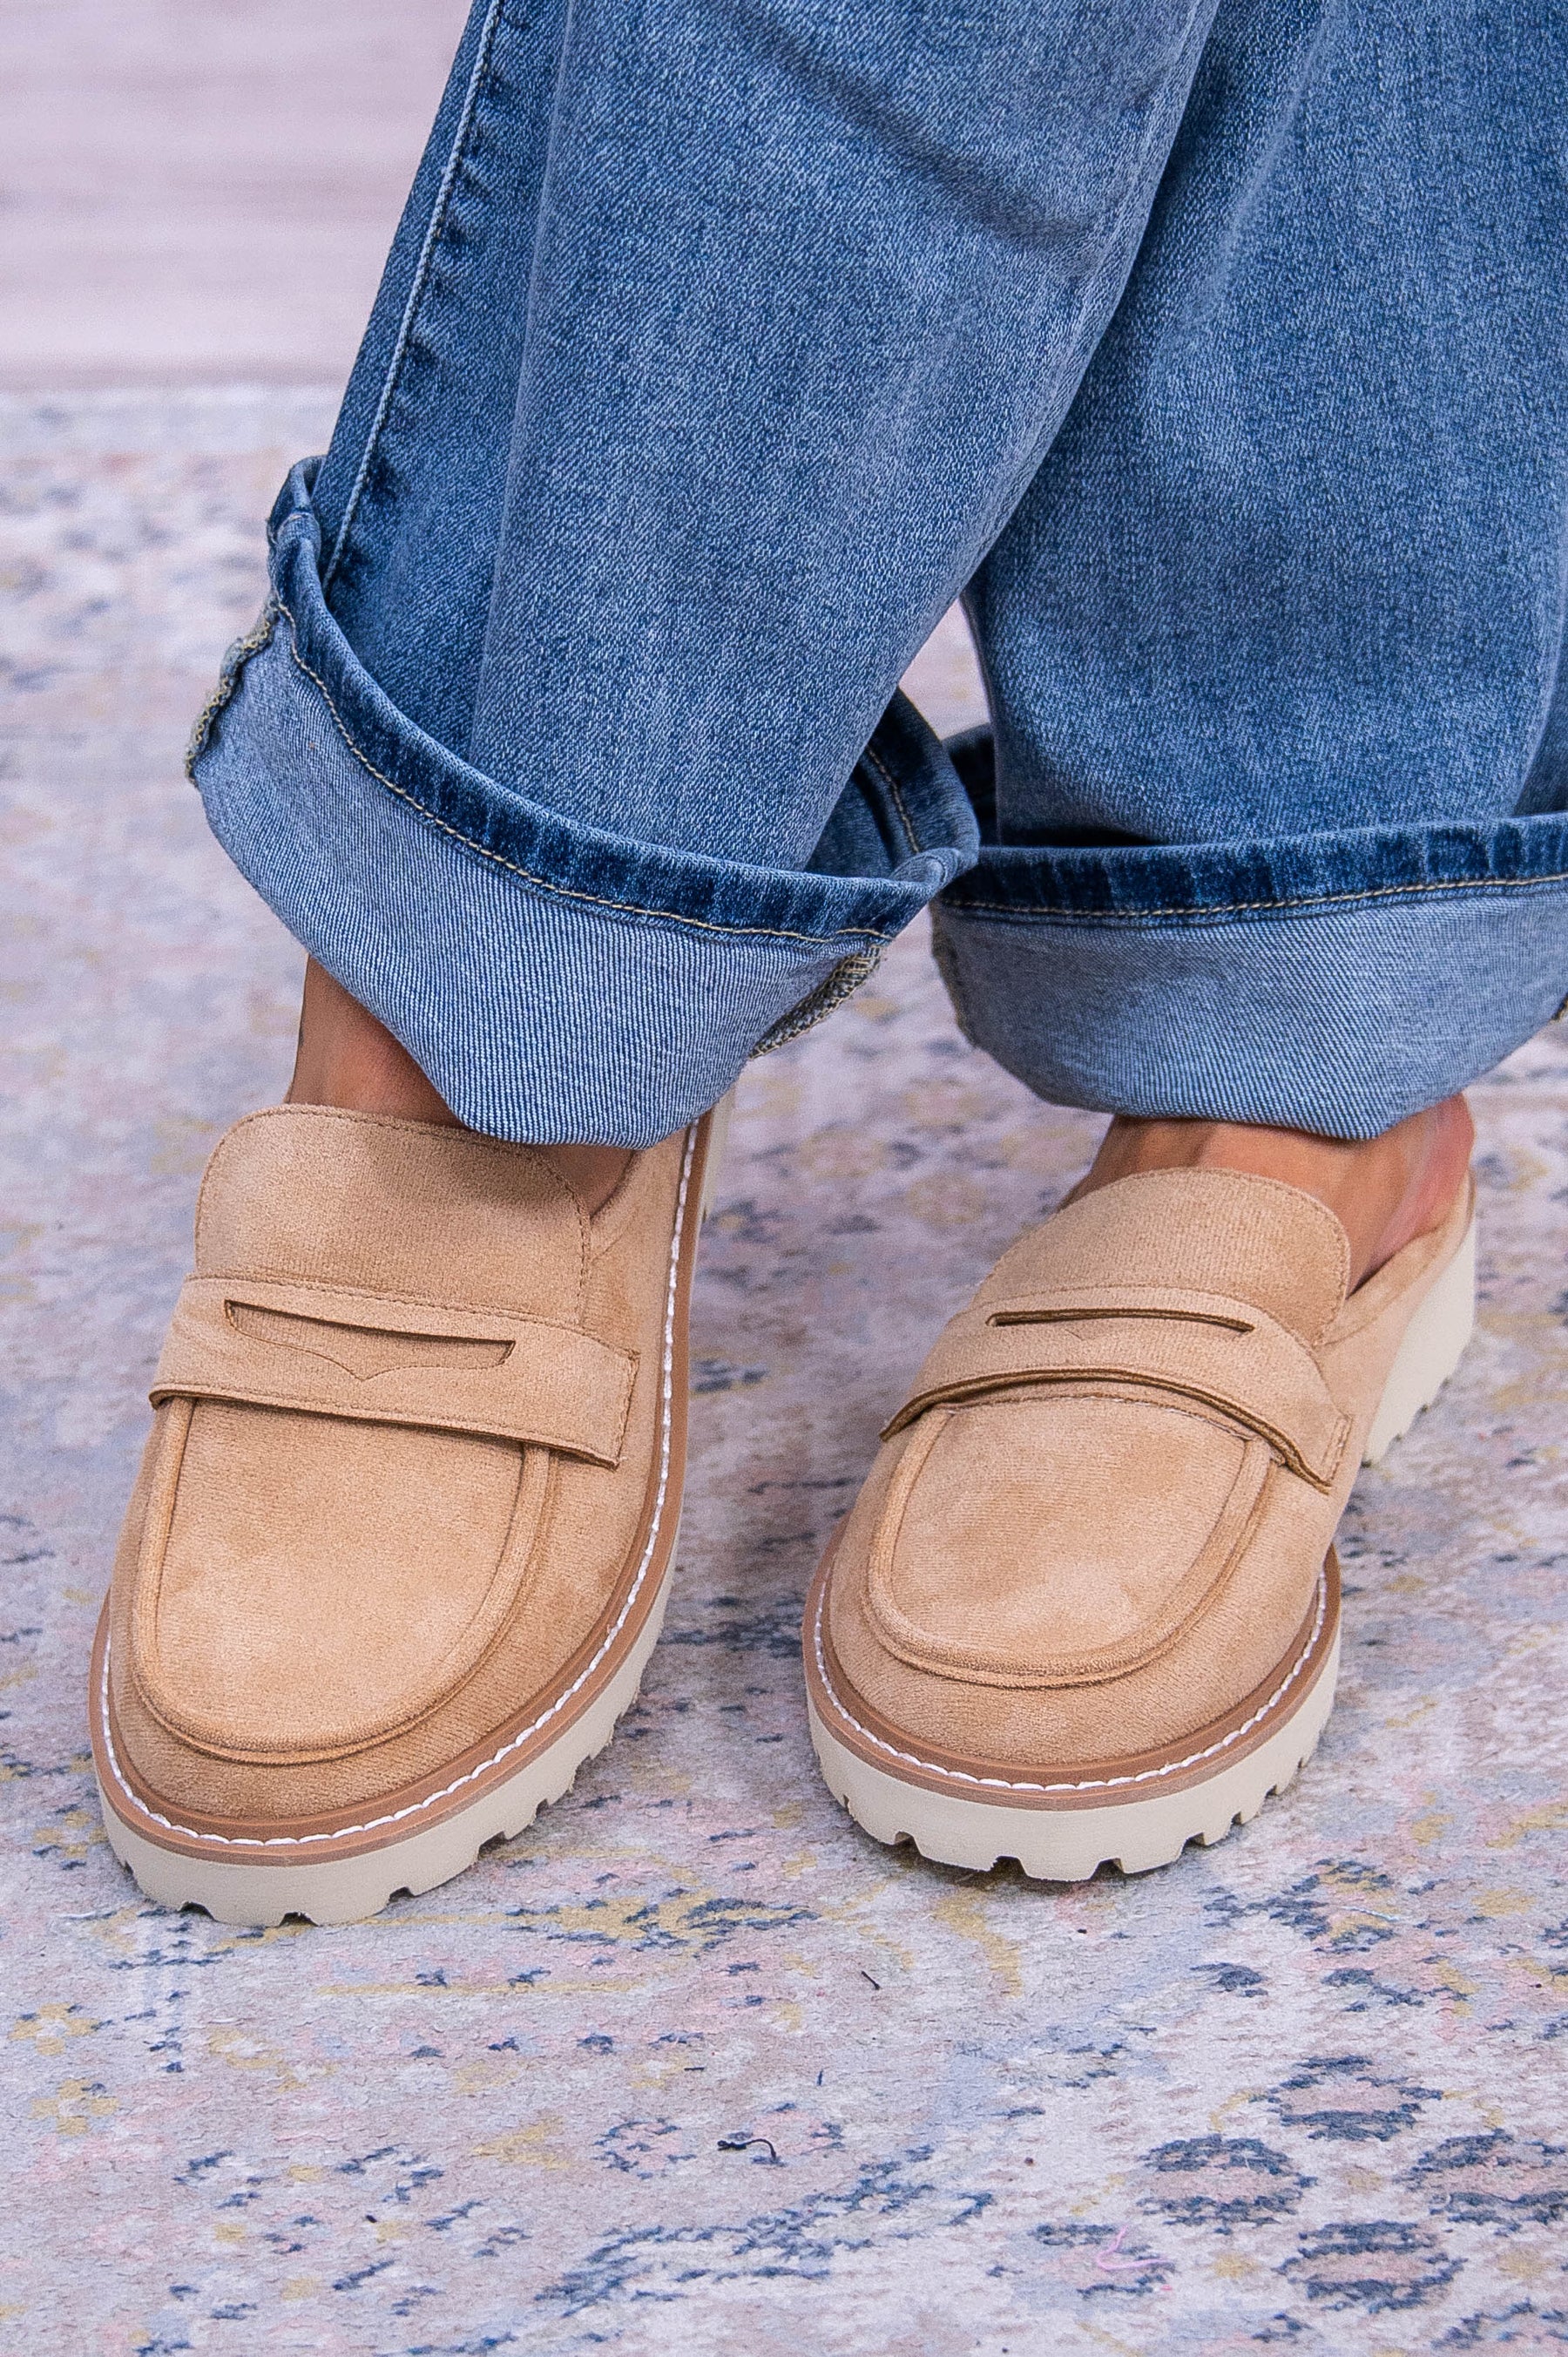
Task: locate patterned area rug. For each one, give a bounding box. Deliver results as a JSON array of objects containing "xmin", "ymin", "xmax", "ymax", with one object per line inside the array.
[{"xmin": 2, "ymin": 392, "xmax": 1565, "ymax": 2355}]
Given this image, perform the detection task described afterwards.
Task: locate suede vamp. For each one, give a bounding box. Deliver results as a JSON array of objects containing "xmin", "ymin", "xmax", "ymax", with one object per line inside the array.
[
  {"xmin": 826, "ymin": 1168, "xmax": 1472, "ymax": 1771},
  {"xmin": 105, "ymin": 1109, "xmax": 694, "ymax": 1825}
]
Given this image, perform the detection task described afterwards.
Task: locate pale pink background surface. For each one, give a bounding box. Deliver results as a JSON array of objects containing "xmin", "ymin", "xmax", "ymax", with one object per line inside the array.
[{"xmin": 0, "ymin": 0, "xmax": 469, "ymax": 388}]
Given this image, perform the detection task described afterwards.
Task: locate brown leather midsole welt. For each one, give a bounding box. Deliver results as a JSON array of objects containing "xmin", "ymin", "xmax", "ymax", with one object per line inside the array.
[{"xmin": 807, "ymin": 1532, "xmax": 1340, "ymax": 1811}]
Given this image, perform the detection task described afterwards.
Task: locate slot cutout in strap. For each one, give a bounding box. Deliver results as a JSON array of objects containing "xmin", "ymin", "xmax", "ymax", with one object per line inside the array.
[
  {"xmin": 226, "ymin": 1303, "xmax": 512, "ymax": 1378},
  {"xmin": 152, "ymin": 1275, "xmax": 637, "ymax": 1464},
  {"xmin": 990, "ymin": 1305, "xmax": 1253, "ymax": 1334},
  {"xmin": 884, "ymin": 1284, "xmax": 1349, "ymax": 1488}
]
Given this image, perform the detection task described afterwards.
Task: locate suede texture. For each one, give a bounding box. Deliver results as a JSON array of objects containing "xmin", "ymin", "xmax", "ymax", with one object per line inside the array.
[
  {"xmin": 105, "ymin": 1108, "xmax": 698, "ymax": 1824},
  {"xmin": 823, "ymin": 1168, "xmax": 1472, "ymax": 1771},
  {"xmin": 153, "ymin": 1278, "xmax": 637, "ymax": 1460}
]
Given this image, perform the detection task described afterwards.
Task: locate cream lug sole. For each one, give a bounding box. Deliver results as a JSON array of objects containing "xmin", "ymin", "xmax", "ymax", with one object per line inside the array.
[
  {"xmin": 808, "ymin": 1612, "xmax": 1342, "ymax": 1882},
  {"xmin": 807, "ymin": 1215, "xmax": 1476, "ymax": 1883},
  {"xmin": 98, "ymin": 1578, "xmax": 672, "ymax": 1927},
  {"xmin": 94, "ymin": 1094, "xmax": 733, "ymax": 1928}
]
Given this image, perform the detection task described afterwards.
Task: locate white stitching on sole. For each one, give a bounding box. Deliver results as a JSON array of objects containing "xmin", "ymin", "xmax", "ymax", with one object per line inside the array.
[
  {"xmin": 811, "ymin": 1562, "xmax": 1330, "ymax": 1798},
  {"xmin": 98, "ymin": 1125, "xmax": 700, "ymax": 1853}
]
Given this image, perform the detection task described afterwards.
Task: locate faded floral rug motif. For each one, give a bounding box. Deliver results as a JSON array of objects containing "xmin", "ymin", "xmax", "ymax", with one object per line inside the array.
[{"xmin": 1, "ymin": 392, "xmax": 1565, "ymax": 2355}]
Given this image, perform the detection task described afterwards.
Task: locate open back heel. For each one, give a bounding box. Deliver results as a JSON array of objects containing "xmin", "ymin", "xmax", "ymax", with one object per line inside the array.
[{"xmin": 1362, "ymin": 1215, "xmax": 1477, "ymax": 1465}]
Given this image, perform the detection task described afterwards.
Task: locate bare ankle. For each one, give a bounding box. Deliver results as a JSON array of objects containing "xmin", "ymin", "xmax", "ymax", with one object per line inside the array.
[
  {"xmin": 285, "ymin": 960, "xmax": 632, "ymax": 1213},
  {"xmin": 547, "ymin": 1142, "xmax": 635, "ymax": 1215},
  {"xmin": 1072, "ymin": 1096, "xmax": 1473, "ymax": 1290},
  {"xmin": 287, "ymin": 959, "xmax": 458, "ymax": 1125}
]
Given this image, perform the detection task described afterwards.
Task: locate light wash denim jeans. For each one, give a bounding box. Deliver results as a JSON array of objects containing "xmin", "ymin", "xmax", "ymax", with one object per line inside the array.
[{"xmin": 191, "ymin": 0, "xmax": 1568, "ymax": 1145}]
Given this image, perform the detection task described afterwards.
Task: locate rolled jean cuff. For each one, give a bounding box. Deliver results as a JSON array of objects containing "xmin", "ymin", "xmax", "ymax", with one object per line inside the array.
[
  {"xmin": 934, "ymin": 732, "xmax": 1568, "ymax": 1139},
  {"xmin": 187, "ymin": 464, "xmax": 978, "ymax": 1144}
]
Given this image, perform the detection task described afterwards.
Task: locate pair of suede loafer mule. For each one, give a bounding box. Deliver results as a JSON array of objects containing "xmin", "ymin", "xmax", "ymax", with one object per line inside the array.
[{"xmin": 91, "ymin": 1099, "xmax": 1476, "ymax": 1926}]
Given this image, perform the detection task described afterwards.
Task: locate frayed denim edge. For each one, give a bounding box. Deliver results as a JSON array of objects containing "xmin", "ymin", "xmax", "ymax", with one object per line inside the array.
[{"xmin": 186, "ymin": 598, "xmax": 280, "ymax": 779}]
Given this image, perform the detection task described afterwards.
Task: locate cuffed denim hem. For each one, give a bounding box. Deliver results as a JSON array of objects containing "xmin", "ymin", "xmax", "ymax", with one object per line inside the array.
[
  {"xmin": 187, "ymin": 465, "xmax": 978, "ymax": 1144},
  {"xmin": 935, "ymin": 729, "xmax": 1568, "ymax": 1139}
]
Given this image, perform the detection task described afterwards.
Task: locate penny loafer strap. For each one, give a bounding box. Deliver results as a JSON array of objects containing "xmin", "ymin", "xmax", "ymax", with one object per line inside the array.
[
  {"xmin": 882, "ymin": 1283, "xmax": 1349, "ymax": 1488},
  {"xmin": 151, "ymin": 1274, "xmax": 637, "ymax": 1465}
]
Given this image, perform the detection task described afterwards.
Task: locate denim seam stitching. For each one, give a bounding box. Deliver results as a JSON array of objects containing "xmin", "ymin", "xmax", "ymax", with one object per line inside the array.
[
  {"xmin": 321, "ymin": 0, "xmax": 510, "ymax": 591},
  {"xmin": 947, "ymin": 870, "xmax": 1568, "ymax": 924},
  {"xmin": 862, "ymin": 745, "xmax": 923, "ymax": 859},
  {"xmin": 271, "ymin": 601, "xmax": 893, "ymax": 951},
  {"xmin": 752, "ymin": 946, "xmax": 883, "ymax": 1056}
]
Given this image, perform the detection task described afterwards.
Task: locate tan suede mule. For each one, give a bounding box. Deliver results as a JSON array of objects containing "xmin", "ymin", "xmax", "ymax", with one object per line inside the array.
[
  {"xmin": 806, "ymin": 1164, "xmax": 1475, "ymax": 1880},
  {"xmin": 92, "ymin": 1101, "xmax": 724, "ymax": 1926}
]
